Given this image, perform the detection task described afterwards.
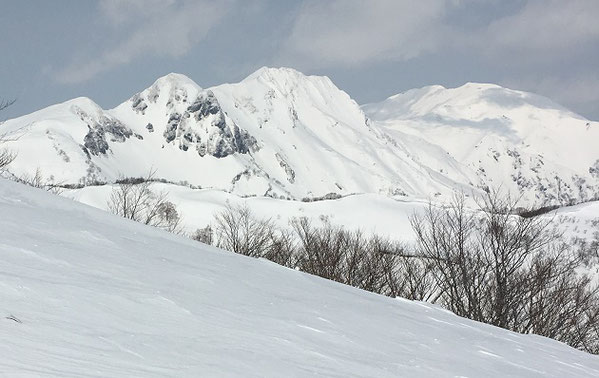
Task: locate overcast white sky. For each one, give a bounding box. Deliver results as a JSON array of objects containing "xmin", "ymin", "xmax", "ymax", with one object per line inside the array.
[{"xmin": 2, "ymin": 0, "xmax": 598, "ymax": 120}]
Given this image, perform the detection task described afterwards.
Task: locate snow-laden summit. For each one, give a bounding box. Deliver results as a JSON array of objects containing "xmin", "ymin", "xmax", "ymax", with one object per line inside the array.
[
  {"xmin": 2, "ymin": 68, "xmax": 598, "ymax": 204},
  {"xmin": 364, "ymin": 82, "xmax": 599, "ymax": 205},
  {"xmin": 1, "ymin": 178, "xmax": 598, "ymax": 377}
]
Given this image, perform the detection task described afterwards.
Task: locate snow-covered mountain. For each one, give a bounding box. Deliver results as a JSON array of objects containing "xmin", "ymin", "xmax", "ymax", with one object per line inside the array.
[
  {"xmin": 2, "ymin": 178, "xmax": 598, "ymax": 377},
  {"xmin": 364, "ymin": 83, "xmax": 599, "ymax": 205},
  {"xmin": 1, "ymin": 68, "xmax": 470, "ymax": 200},
  {"xmin": 2, "ymin": 68, "xmax": 598, "ymax": 205}
]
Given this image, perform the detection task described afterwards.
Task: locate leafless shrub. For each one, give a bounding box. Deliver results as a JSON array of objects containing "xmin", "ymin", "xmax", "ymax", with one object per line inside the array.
[
  {"xmin": 213, "ymin": 204, "xmax": 275, "ymax": 257},
  {"xmin": 290, "ymin": 218, "xmax": 434, "ymax": 298},
  {"xmin": 107, "ymin": 172, "xmax": 183, "ymax": 234},
  {"xmin": 192, "ymin": 225, "xmax": 214, "ymax": 245},
  {"xmin": 17, "ymin": 167, "xmax": 64, "ymax": 194},
  {"xmin": 0, "ymin": 146, "xmax": 15, "ymax": 171}
]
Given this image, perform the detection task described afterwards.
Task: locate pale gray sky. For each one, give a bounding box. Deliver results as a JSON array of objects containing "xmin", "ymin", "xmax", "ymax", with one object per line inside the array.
[{"xmin": 2, "ymin": 0, "xmax": 598, "ymax": 120}]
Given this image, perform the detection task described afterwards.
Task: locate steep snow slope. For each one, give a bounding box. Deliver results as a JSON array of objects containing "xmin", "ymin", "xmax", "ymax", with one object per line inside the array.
[
  {"xmin": 209, "ymin": 67, "xmax": 474, "ymax": 198},
  {"xmin": 0, "ymin": 68, "xmax": 474, "ymax": 199},
  {"xmin": 364, "ymin": 83, "xmax": 599, "ymax": 205},
  {"xmin": 1, "ymin": 178, "xmax": 598, "ymax": 377}
]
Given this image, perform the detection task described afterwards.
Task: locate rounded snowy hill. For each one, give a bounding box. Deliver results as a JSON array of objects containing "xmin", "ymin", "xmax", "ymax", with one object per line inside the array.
[{"xmin": 364, "ymin": 83, "xmax": 599, "ymax": 205}]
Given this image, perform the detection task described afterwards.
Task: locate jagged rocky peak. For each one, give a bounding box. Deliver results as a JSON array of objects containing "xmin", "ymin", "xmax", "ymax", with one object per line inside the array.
[
  {"xmin": 74, "ymin": 105, "xmax": 135, "ymax": 157},
  {"xmin": 163, "ymin": 89, "xmax": 258, "ymax": 158}
]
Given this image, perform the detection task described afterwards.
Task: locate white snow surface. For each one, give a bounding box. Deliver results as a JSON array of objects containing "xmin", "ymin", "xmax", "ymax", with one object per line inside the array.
[
  {"xmin": 63, "ymin": 182, "xmax": 599, "ymax": 247},
  {"xmin": 1, "ymin": 178, "xmax": 599, "ymax": 377}
]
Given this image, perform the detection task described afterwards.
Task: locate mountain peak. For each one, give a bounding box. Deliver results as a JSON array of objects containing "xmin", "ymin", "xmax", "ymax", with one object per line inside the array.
[
  {"xmin": 151, "ymin": 72, "xmax": 202, "ymax": 91},
  {"xmin": 241, "ymin": 66, "xmax": 337, "ymax": 90},
  {"xmin": 243, "ymin": 66, "xmax": 304, "ymax": 82}
]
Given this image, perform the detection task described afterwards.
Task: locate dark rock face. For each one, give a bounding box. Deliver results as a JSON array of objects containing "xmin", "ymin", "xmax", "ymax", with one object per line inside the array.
[
  {"xmin": 131, "ymin": 94, "xmax": 148, "ymax": 114},
  {"xmin": 83, "ymin": 128, "xmax": 109, "ymax": 155},
  {"xmin": 275, "ymin": 153, "xmax": 296, "ymax": 183},
  {"xmin": 146, "ymin": 123, "xmax": 154, "ymax": 132},
  {"xmin": 164, "ymin": 113, "xmax": 181, "ymax": 143},
  {"xmin": 188, "ymin": 91, "xmax": 220, "ymax": 119},
  {"xmin": 162, "ymin": 90, "xmax": 258, "ymax": 158},
  {"xmin": 73, "ymin": 106, "xmax": 134, "ymax": 156},
  {"xmin": 82, "ymin": 117, "xmax": 133, "ymax": 156}
]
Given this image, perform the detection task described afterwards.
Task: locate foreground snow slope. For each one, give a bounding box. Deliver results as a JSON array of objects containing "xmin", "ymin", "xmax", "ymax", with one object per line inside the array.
[{"xmin": 1, "ymin": 179, "xmax": 598, "ymax": 377}]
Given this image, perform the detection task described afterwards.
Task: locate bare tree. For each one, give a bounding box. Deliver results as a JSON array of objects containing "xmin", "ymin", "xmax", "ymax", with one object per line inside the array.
[
  {"xmin": 107, "ymin": 172, "xmax": 183, "ymax": 233},
  {"xmin": 213, "ymin": 204, "xmax": 275, "ymax": 257},
  {"xmin": 263, "ymin": 228, "xmax": 297, "ymax": 267},
  {"xmin": 0, "ymin": 99, "xmax": 15, "ymax": 112},
  {"xmin": 207, "ymin": 192, "xmax": 598, "ymax": 353}
]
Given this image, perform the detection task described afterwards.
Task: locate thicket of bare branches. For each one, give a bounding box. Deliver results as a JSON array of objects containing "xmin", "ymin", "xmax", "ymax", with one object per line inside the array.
[
  {"xmin": 211, "ymin": 205, "xmax": 434, "ymax": 299},
  {"xmin": 214, "ymin": 204, "xmax": 275, "ymax": 257},
  {"xmin": 209, "ymin": 193, "xmax": 599, "ymax": 354},
  {"xmin": 15, "ymin": 167, "xmax": 64, "ymax": 194},
  {"xmin": 410, "ymin": 191, "xmax": 599, "ymax": 353},
  {"xmin": 107, "ymin": 173, "xmax": 182, "ymax": 234}
]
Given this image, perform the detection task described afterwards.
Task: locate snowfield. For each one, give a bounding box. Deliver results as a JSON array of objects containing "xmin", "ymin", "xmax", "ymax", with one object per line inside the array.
[
  {"xmin": 1, "ymin": 179, "xmax": 598, "ymax": 377},
  {"xmin": 63, "ymin": 181, "xmax": 599, "ymax": 246}
]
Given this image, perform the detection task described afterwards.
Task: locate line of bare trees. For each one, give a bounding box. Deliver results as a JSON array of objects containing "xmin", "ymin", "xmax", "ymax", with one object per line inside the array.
[
  {"xmin": 204, "ymin": 193, "xmax": 599, "ymax": 354},
  {"xmin": 410, "ymin": 192, "xmax": 599, "ymax": 353}
]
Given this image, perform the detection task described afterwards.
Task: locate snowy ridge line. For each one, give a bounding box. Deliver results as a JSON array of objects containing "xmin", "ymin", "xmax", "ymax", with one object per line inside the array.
[{"xmin": 2, "ymin": 67, "xmax": 597, "ymax": 206}]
